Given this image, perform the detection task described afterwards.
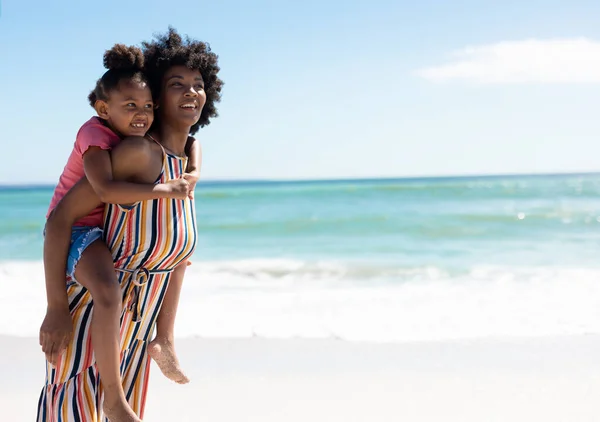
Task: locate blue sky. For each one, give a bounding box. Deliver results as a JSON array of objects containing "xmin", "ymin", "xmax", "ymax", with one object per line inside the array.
[{"xmin": 1, "ymin": 0, "xmax": 600, "ymax": 184}]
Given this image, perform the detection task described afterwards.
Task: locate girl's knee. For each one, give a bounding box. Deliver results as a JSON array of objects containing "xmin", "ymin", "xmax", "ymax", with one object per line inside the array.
[
  {"xmin": 74, "ymin": 240, "xmax": 121, "ymax": 309},
  {"xmin": 90, "ymin": 278, "xmax": 121, "ymax": 309}
]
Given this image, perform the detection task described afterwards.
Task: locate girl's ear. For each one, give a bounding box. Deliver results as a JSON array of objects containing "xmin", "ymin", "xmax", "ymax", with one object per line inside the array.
[{"xmin": 94, "ymin": 100, "xmax": 110, "ymax": 120}]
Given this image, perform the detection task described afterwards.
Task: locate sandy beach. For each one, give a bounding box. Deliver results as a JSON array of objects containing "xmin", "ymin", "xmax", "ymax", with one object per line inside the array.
[{"xmin": 1, "ymin": 334, "xmax": 599, "ymax": 421}]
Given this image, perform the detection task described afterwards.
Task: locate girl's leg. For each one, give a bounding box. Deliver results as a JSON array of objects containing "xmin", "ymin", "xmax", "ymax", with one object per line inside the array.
[
  {"xmin": 148, "ymin": 260, "xmax": 190, "ymax": 384},
  {"xmin": 74, "ymin": 239, "xmax": 141, "ymax": 422}
]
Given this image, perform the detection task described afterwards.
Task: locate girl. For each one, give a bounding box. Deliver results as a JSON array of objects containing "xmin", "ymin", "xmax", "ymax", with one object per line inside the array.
[{"xmin": 39, "ymin": 44, "xmax": 200, "ymax": 422}]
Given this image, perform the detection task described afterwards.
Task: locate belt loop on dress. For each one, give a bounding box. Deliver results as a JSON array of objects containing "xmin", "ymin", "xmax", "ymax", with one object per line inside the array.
[{"xmin": 115, "ymin": 266, "xmax": 172, "ymax": 323}]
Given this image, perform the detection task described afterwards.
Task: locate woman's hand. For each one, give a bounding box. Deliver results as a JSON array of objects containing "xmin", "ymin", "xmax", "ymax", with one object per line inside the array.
[{"xmin": 39, "ymin": 306, "xmax": 73, "ymax": 365}]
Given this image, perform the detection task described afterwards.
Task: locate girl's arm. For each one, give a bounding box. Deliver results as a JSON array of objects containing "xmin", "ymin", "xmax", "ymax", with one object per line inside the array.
[{"xmin": 83, "ymin": 142, "xmax": 189, "ymax": 203}]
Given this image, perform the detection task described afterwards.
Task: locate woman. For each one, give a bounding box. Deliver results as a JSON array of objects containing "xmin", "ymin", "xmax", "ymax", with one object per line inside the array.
[{"xmin": 37, "ymin": 28, "xmax": 223, "ymax": 421}]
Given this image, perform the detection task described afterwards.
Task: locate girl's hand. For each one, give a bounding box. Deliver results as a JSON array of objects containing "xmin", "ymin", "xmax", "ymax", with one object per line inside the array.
[
  {"xmin": 183, "ymin": 171, "xmax": 199, "ymax": 200},
  {"xmin": 164, "ymin": 177, "xmax": 191, "ymax": 200}
]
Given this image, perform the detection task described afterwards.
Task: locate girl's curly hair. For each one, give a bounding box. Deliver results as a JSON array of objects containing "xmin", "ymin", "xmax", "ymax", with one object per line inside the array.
[
  {"xmin": 88, "ymin": 44, "xmax": 147, "ymax": 107},
  {"xmin": 142, "ymin": 27, "xmax": 223, "ymax": 135}
]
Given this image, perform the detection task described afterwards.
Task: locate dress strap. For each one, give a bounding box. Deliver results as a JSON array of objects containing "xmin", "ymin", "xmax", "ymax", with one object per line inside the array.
[
  {"xmin": 145, "ymin": 133, "xmax": 168, "ymax": 176},
  {"xmin": 145, "ymin": 133, "xmax": 166, "ymax": 154}
]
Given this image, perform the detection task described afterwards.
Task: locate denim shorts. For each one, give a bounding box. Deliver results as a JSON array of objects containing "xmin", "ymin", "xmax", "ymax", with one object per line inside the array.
[{"xmin": 66, "ymin": 226, "xmax": 103, "ymax": 280}]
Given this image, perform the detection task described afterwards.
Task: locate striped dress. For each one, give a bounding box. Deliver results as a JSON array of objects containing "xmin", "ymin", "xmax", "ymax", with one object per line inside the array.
[{"xmin": 37, "ymin": 141, "xmax": 197, "ymax": 421}]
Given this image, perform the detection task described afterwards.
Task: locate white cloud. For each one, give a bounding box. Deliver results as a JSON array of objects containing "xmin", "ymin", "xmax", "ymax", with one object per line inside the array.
[{"xmin": 417, "ymin": 38, "xmax": 600, "ymax": 84}]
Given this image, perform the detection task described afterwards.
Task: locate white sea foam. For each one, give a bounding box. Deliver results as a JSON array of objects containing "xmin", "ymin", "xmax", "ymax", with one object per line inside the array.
[{"xmin": 3, "ymin": 259, "xmax": 600, "ymax": 343}]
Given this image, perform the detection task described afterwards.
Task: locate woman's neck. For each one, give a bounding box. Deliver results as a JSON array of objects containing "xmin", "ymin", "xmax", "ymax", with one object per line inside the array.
[{"xmin": 154, "ymin": 122, "xmax": 191, "ymax": 156}]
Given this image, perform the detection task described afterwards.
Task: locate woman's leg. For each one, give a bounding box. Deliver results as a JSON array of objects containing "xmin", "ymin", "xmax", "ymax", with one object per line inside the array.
[
  {"xmin": 148, "ymin": 260, "xmax": 190, "ymax": 384},
  {"xmin": 37, "ymin": 365, "xmax": 102, "ymax": 421},
  {"xmin": 118, "ymin": 270, "xmax": 175, "ymax": 418}
]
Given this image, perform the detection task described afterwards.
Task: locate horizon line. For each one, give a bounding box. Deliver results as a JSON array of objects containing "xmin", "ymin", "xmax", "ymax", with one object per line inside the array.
[{"xmin": 1, "ymin": 170, "xmax": 599, "ymax": 189}]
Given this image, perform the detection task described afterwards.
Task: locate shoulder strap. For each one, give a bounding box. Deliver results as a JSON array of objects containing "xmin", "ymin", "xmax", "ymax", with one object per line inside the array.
[
  {"xmin": 145, "ymin": 133, "xmax": 168, "ymax": 177},
  {"xmin": 145, "ymin": 133, "xmax": 166, "ymax": 155}
]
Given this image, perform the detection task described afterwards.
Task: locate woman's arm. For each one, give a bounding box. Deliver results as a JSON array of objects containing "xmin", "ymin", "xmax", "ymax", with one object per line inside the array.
[
  {"xmin": 43, "ymin": 179, "xmax": 103, "ymax": 310},
  {"xmin": 184, "ymin": 136, "xmax": 202, "ymax": 175},
  {"xmin": 40, "ymin": 177, "xmax": 104, "ymax": 363},
  {"xmin": 183, "ymin": 136, "xmax": 202, "ymax": 198}
]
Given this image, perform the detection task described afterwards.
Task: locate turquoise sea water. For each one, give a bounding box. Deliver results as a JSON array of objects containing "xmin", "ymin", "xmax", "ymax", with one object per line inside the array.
[
  {"xmin": 2, "ymin": 174, "xmax": 600, "ymax": 342},
  {"xmin": 2, "ymin": 174, "xmax": 600, "ymax": 267}
]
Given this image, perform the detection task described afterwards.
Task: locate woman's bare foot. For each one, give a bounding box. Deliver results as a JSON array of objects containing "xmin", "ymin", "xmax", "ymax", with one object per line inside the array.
[
  {"xmin": 148, "ymin": 337, "xmax": 190, "ymax": 384},
  {"xmin": 103, "ymin": 398, "xmax": 141, "ymax": 422}
]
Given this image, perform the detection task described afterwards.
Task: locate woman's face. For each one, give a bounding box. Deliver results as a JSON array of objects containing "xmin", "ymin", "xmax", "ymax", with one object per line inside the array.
[{"xmin": 159, "ymin": 65, "xmax": 206, "ymax": 128}]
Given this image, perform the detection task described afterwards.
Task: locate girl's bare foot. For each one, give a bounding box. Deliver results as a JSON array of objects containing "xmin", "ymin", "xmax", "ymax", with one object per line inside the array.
[
  {"xmin": 103, "ymin": 398, "xmax": 141, "ymax": 422},
  {"xmin": 148, "ymin": 337, "xmax": 190, "ymax": 384}
]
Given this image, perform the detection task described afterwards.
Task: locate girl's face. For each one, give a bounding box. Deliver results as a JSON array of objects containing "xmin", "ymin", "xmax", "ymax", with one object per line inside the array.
[
  {"xmin": 96, "ymin": 80, "xmax": 154, "ymax": 138},
  {"xmin": 158, "ymin": 65, "xmax": 206, "ymax": 129}
]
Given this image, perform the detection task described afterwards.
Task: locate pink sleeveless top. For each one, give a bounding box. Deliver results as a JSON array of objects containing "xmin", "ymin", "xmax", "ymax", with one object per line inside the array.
[{"xmin": 47, "ymin": 117, "xmax": 120, "ymax": 227}]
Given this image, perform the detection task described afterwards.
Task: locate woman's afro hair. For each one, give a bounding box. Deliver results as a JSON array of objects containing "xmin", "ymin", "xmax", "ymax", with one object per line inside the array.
[
  {"xmin": 88, "ymin": 44, "xmax": 147, "ymax": 107},
  {"xmin": 142, "ymin": 27, "xmax": 223, "ymax": 134}
]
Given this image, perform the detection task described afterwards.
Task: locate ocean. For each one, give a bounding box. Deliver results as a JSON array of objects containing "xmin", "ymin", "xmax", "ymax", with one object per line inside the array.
[{"xmin": 2, "ymin": 174, "xmax": 600, "ymax": 343}]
